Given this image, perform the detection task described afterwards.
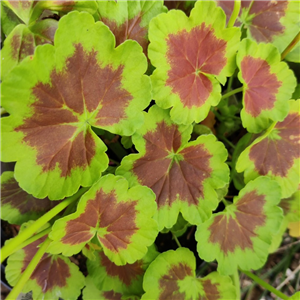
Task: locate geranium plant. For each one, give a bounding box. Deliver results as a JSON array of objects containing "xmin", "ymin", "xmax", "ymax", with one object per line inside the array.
[{"xmin": 1, "ymin": 1, "xmax": 299, "ymax": 299}]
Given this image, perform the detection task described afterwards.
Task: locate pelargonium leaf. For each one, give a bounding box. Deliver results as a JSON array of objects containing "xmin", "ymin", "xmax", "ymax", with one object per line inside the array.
[
  {"xmin": 1, "ymin": 11, "xmax": 151, "ymax": 199},
  {"xmin": 83, "ymin": 276, "xmax": 139, "ymax": 300},
  {"xmin": 117, "ymin": 105, "xmax": 229, "ymax": 231},
  {"xmin": 196, "ymin": 177, "xmax": 283, "ymax": 275},
  {"xmin": 29, "ymin": 18, "xmax": 58, "ymax": 46},
  {"xmin": 1, "ymin": 2, "xmax": 22, "ymax": 36},
  {"xmin": 87, "ymin": 245, "xmax": 159, "ymax": 296},
  {"xmin": 1, "ymin": 171, "xmax": 59, "ymax": 225},
  {"xmin": 5, "ymin": 223, "xmax": 85, "ymax": 300},
  {"xmin": 141, "ymin": 247, "xmax": 236, "ymax": 300},
  {"xmin": 164, "ymin": 1, "xmax": 196, "ymax": 16},
  {"xmin": 237, "ymin": 39, "xmax": 296, "ymax": 133},
  {"xmin": 48, "ymin": 174, "xmax": 158, "ymax": 265},
  {"xmin": 148, "ymin": 0, "xmax": 240, "ymax": 124},
  {"xmin": 1, "ymin": 24, "xmax": 35, "ymax": 80},
  {"xmin": 97, "ymin": 0, "xmax": 167, "ymax": 57},
  {"xmin": 236, "ymin": 100, "xmax": 300, "ymax": 198},
  {"xmin": 2, "ymin": 0, "xmax": 36, "ymax": 24},
  {"xmin": 217, "ymin": 1, "xmax": 300, "ymax": 54}
]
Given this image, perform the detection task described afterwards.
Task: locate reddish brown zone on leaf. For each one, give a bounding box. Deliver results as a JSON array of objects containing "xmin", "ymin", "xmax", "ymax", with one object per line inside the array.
[
  {"xmin": 50, "ymin": 0, "xmax": 75, "ymax": 11},
  {"xmin": 202, "ymin": 279, "xmax": 220, "ymax": 300},
  {"xmin": 159, "ymin": 263, "xmax": 193, "ymax": 300},
  {"xmin": 209, "ymin": 191, "xmax": 266, "ymax": 254},
  {"xmin": 133, "ymin": 121, "xmax": 212, "ymax": 207},
  {"xmin": 246, "ymin": 1, "xmax": 288, "ymax": 43},
  {"xmin": 21, "ymin": 236, "xmax": 70, "ymax": 292},
  {"xmin": 103, "ymin": 291, "xmax": 122, "ymax": 300},
  {"xmin": 99, "ymin": 251, "xmax": 143, "ymax": 286},
  {"xmin": 101, "ymin": 14, "xmax": 148, "ymax": 55},
  {"xmin": 62, "ymin": 190, "xmax": 137, "ymax": 252},
  {"xmin": 11, "ymin": 31, "xmax": 35, "ymax": 62},
  {"xmin": 241, "ymin": 56, "xmax": 281, "ymax": 117},
  {"xmin": 249, "ymin": 112, "xmax": 300, "ymax": 177},
  {"xmin": 166, "ymin": 23, "xmax": 227, "ymax": 108},
  {"xmin": 33, "ymin": 20, "xmax": 58, "ymax": 46},
  {"xmin": 1, "ymin": 177, "xmax": 57, "ymax": 215},
  {"xmin": 16, "ymin": 43, "xmax": 131, "ymax": 176}
]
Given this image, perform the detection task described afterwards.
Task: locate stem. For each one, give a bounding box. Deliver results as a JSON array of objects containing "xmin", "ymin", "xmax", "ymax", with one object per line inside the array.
[
  {"xmin": 221, "ymin": 87, "xmax": 243, "ymax": 100},
  {"xmin": 241, "ymin": 270, "xmax": 289, "ymax": 300},
  {"xmin": 218, "ymin": 135, "xmax": 236, "ymax": 149},
  {"xmin": 171, "ymin": 232, "xmax": 182, "ymax": 248},
  {"xmin": 281, "ymin": 31, "xmax": 300, "ymax": 60},
  {"xmin": 6, "ymin": 238, "xmax": 51, "ymax": 300},
  {"xmin": 227, "ymin": 0, "xmax": 241, "ymax": 28},
  {"xmin": 0, "ymin": 187, "xmax": 88, "ymax": 263},
  {"xmin": 231, "ymin": 269, "xmax": 241, "ymax": 300}
]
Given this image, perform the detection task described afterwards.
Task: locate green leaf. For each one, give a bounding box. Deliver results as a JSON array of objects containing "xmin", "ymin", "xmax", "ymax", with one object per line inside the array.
[
  {"xmin": 29, "ymin": 18, "xmax": 58, "ymax": 46},
  {"xmin": 117, "ymin": 105, "xmax": 229, "ymax": 231},
  {"xmin": 237, "ymin": 39, "xmax": 297, "ymax": 133},
  {"xmin": 196, "ymin": 177, "xmax": 283, "ymax": 275},
  {"xmin": 236, "ymin": 100, "xmax": 300, "ymax": 198},
  {"xmin": 1, "ymin": 2, "xmax": 22, "ymax": 36},
  {"xmin": 148, "ymin": 0, "xmax": 240, "ymax": 124},
  {"xmin": 142, "ymin": 247, "xmax": 236, "ymax": 300},
  {"xmin": 279, "ymin": 184, "xmax": 300, "ymax": 223},
  {"xmin": 1, "ymin": 11, "xmax": 151, "ymax": 200},
  {"xmin": 98, "ymin": 0, "xmax": 167, "ymax": 56},
  {"xmin": 5, "ymin": 222, "xmax": 85, "ymax": 300},
  {"xmin": 1, "ymin": 171, "xmax": 59, "ymax": 225},
  {"xmin": 48, "ymin": 174, "xmax": 158, "ymax": 265},
  {"xmin": 87, "ymin": 244, "xmax": 158, "ymax": 296}
]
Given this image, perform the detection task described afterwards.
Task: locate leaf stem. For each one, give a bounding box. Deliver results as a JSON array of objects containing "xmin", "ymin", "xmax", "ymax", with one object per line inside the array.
[
  {"xmin": 171, "ymin": 232, "xmax": 182, "ymax": 248},
  {"xmin": 221, "ymin": 87, "xmax": 243, "ymax": 100},
  {"xmin": 231, "ymin": 269, "xmax": 241, "ymax": 300},
  {"xmin": 6, "ymin": 238, "xmax": 51, "ymax": 300},
  {"xmin": 227, "ymin": 0, "xmax": 241, "ymax": 28},
  {"xmin": 218, "ymin": 135, "xmax": 236, "ymax": 149},
  {"xmin": 241, "ymin": 270, "xmax": 289, "ymax": 300},
  {"xmin": 0, "ymin": 187, "xmax": 88, "ymax": 263},
  {"xmin": 281, "ymin": 31, "xmax": 300, "ymax": 60}
]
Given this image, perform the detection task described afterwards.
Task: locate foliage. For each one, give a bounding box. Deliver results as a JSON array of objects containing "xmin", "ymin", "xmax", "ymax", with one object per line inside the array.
[{"xmin": 1, "ymin": 1, "xmax": 299, "ymax": 299}]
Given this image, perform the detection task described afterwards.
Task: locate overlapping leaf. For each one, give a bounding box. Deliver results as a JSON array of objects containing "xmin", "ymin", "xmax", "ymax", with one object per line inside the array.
[
  {"xmin": 217, "ymin": 0, "xmax": 300, "ymax": 53},
  {"xmin": 1, "ymin": 11, "xmax": 151, "ymax": 199},
  {"xmin": 236, "ymin": 100, "xmax": 300, "ymax": 198},
  {"xmin": 48, "ymin": 175, "xmax": 158, "ymax": 265},
  {"xmin": 196, "ymin": 177, "xmax": 283, "ymax": 275},
  {"xmin": 117, "ymin": 105, "xmax": 229, "ymax": 231},
  {"xmin": 148, "ymin": 0, "xmax": 240, "ymax": 124},
  {"xmin": 1, "ymin": 171, "xmax": 59, "ymax": 225},
  {"xmin": 142, "ymin": 247, "xmax": 236, "ymax": 300},
  {"xmin": 5, "ymin": 223, "xmax": 85, "ymax": 300},
  {"xmin": 97, "ymin": 0, "xmax": 167, "ymax": 56},
  {"xmin": 87, "ymin": 245, "xmax": 158, "ymax": 296},
  {"xmin": 237, "ymin": 39, "xmax": 296, "ymax": 133}
]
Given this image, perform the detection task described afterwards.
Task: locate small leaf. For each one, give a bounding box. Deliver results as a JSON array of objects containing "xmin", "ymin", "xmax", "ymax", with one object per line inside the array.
[
  {"xmin": 148, "ymin": 0, "xmax": 240, "ymax": 124},
  {"xmin": 280, "ymin": 184, "xmax": 300, "ymax": 223},
  {"xmin": 48, "ymin": 174, "xmax": 158, "ymax": 265},
  {"xmin": 237, "ymin": 39, "xmax": 296, "ymax": 133},
  {"xmin": 29, "ymin": 19, "xmax": 58, "ymax": 46},
  {"xmin": 1, "ymin": 2, "xmax": 22, "ymax": 36},
  {"xmin": 236, "ymin": 100, "xmax": 300, "ymax": 198},
  {"xmin": 1, "ymin": 11, "xmax": 151, "ymax": 199},
  {"xmin": 142, "ymin": 247, "xmax": 236, "ymax": 300},
  {"xmin": 87, "ymin": 245, "xmax": 159, "ymax": 296},
  {"xmin": 5, "ymin": 223, "xmax": 85, "ymax": 300},
  {"xmin": 1, "ymin": 171, "xmax": 59, "ymax": 225},
  {"xmin": 117, "ymin": 105, "xmax": 229, "ymax": 231},
  {"xmin": 2, "ymin": 0, "xmax": 36, "ymax": 24},
  {"xmin": 98, "ymin": 0, "xmax": 167, "ymax": 56},
  {"xmin": 217, "ymin": 1, "xmax": 300, "ymax": 54},
  {"xmin": 196, "ymin": 177, "xmax": 283, "ymax": 275}
]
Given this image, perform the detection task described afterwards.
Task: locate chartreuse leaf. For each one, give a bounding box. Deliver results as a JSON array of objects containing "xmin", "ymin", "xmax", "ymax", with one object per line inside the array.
[
  {"xmin": 1, "ymin": 2, "xmax": 22, "ymax": 36},
  {"xmin": 196, "ymin": 177, "xmax": 283, "ymax": 276},
  {"xmin": 48, "ymin": 175, "xmax": 158, "ymax": 265},
  {"xmin": 142, "ymin": 247, "xmax": 236, "ymax": 300},
  {"xmin": 5, "ymin": 222, "xmax": 85, "ymax": 300},
  {"xmin": 117, "ymin": 105, "xmax": 229, "ymax": 231},
  {"xmin": 83, "ymin": 276, "xmax": 139, "ymax": 300},
  {"xmin": 1, "ymin": 11, "xmax": 151, "ymax": 200},
  {"xmin": 97, "ymin": 0, "xmax": 167, "ymax": 56},
  {"xmin": 87, "ymin": 244, "xmax": 158, "ymax": 297},
  {"xmin": 236, "ymin": 100, "xmax": 300, "ymax": 198},
  {"xmin": 148, "ymin": 0, "xmax": 240, "ymax": 125},
  {"xmin": 217, "ymin": 1, "xmax": 300, "ymax": 54},
  {"xmin": 1, "ymin": 171, "xmax": 59, "ymax": 225},
  {"xmin": 2, "ymin": 0, "xmax": 36, "ymax": 24},
  {"xmin": 236, "ymin": 39, "xmax": 296, "ymax": 133}
]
